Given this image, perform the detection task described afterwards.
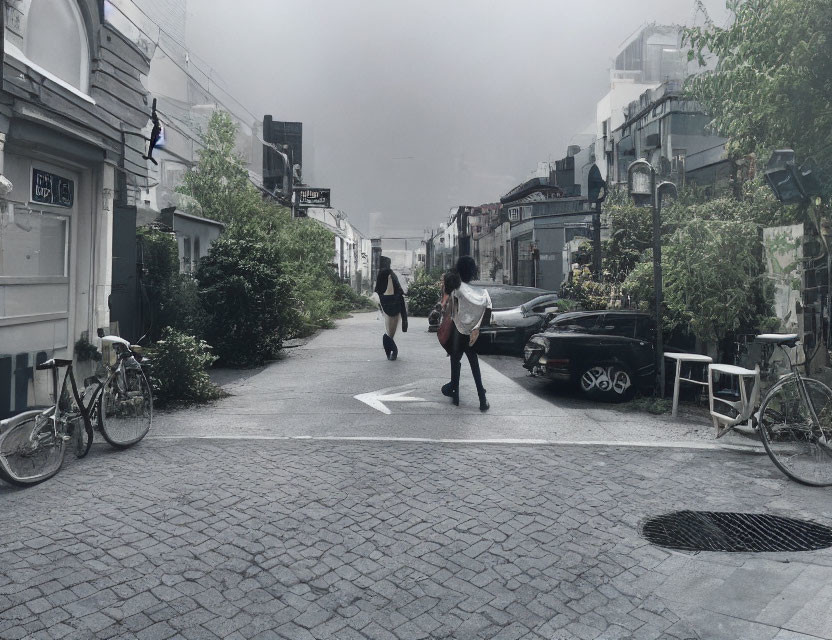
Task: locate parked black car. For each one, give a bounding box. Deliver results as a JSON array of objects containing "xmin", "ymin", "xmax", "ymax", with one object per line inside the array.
[
  {"xmin": 428, "ymin": 284, "xmax": 559, "ymax": 353},
  {"xmin": 523, "ymin": 310, "xmax": 674, "ymax": 401}
]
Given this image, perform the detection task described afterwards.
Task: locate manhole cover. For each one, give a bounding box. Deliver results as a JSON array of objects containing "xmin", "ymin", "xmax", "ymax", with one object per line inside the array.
[{"xmin": 640, "ymin": 510, "xmax": 832, "ymax": 553}]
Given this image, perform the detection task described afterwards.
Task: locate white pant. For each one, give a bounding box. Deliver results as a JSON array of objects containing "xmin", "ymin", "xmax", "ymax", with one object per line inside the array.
[{"xmin": 383, "ymin": 312, "xmax": 400, "ymax": 338}]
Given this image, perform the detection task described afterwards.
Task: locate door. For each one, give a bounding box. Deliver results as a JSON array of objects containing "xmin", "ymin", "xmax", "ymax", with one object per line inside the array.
[{"xmin": 110, "ymin": 205, "xmax": 139, "ymax": 342}]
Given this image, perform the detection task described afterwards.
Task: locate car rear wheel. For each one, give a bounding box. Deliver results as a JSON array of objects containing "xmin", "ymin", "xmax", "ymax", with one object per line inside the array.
[{"xmin": 579, "ymin": 363, "xmax": 634, "ymax": 402}]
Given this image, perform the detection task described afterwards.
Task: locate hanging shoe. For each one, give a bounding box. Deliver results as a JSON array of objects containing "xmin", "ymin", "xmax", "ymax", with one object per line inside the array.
[{"xmin": 478, "ymin": 389, "xmax": 489, "ymax": 412}]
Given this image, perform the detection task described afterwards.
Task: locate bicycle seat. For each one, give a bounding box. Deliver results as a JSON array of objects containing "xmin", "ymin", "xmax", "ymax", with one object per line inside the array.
[
  {"xmin": 756, "ymin": 333, "xmax": 799, "ymax": 347},
  {"xmin": 100, "ymin": 335, "xmax": 131, "ymax": 349},
  {"xmin": 36, "ymin": 358, "xmax": 72, "ymax": 370}
]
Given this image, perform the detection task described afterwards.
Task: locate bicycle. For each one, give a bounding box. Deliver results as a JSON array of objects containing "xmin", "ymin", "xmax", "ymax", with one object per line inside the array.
[
  {"xmin": 710, "ymin": 333, "xmax": 832, "ymax": 487},
  {"xmin": 0, "ymin": 335, "xmax": 152, "ymax": 487}
]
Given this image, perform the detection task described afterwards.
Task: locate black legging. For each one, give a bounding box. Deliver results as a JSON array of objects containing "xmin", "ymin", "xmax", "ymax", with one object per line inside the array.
[{"xmin": 449, "ymin": 325, "xmax": 485, "ymax": 395}]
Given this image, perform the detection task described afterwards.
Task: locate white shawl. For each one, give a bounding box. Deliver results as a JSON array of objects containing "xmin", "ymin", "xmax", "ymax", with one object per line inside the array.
[{"xmin": 452, "ymin": 283, "xmax": 492, "ymax": 335}]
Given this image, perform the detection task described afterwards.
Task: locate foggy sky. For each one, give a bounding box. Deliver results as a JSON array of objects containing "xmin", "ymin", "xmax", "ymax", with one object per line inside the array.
[{"xmin": 186, "ymin": 0, "xmax": 729, "ymax": 238}]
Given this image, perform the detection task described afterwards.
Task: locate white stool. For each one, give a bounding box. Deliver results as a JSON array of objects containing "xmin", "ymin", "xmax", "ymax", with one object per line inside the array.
[
  {"xmin": 707, "ymin": 363, "xmax": 760, "ymax": 438},
  {"xmin": 664, "ymin": 353, "xmax": 713, "ymax": 417}
]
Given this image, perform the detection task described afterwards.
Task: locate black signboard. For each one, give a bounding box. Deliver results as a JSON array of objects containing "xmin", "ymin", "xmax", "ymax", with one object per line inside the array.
[
  {"xmin": 32, "ymin": 169, "xmax": 74, "ymax": 208},
  {"xmin": 296, "ymin": 188, "xmax": 331, "ymax": 208}
]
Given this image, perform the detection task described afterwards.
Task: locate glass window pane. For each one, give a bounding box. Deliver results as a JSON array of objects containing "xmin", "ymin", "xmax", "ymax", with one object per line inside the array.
[
  {"xmin": 26, "ymin": 0, "xmax": 88, "ymax": 92},
  {"xmin": 0, "ymin": 209, "xmax": 67, "ymax": 276},
  {"xmin": 182, "ymin": 236, "xmax": 190, "ymax": 272}
]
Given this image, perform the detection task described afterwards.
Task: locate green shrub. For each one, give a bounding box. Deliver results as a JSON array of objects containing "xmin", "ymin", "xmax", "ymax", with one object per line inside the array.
[
  {"xmin": 167, "ymin": 274, "xmax": 209, "ymax": 339},
  {"xmin": 561, "ymin": 267, "xmax": 610, "ymax": 311},
  {"xmin": 331, "ymin": 274, "xmax": 375, "ymax": 317},
  {"xmin": 406, "ymin": 268, "xmax": 442, "ymax": 316},
  {"xmin": 147, "ymin": 327, "xmax": 222, "ymax": 406},
  {"xmin": 195, "ymin": 229, "xmax": 292, "ymax": 367},
  {"xmin": 137, "ymin": 227, "xmax": 179, "ymax": 342},
  {"xmin": 136, "ymin": 227, "xmax": 209, "ymax": 341},
  {"xmin": 74, "ymin": 335, "xmax": 101, "ymax": 362}
]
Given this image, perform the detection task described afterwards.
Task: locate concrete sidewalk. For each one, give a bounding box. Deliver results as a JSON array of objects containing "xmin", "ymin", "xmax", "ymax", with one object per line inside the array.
[{"xmin": 153, "ymin": 313, "xmax": 746, "ymax": 449}]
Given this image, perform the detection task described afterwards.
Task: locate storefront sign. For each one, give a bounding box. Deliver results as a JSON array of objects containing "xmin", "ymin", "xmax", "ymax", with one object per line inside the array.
[
  {"xmin": 32, "ymin": 169, "xmax": 74, "ymax": 208},
  {"xmin": 296, "ymin": 188, "xmax": 330, "ymax": 208}
]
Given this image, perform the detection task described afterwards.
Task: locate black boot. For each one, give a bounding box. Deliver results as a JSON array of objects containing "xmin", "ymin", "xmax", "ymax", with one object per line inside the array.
[
  {"xmin": 383, "ymin": 334, "xmax": 393, "ymax": 359},
  {"xmin": 390, "ymin": 338, "xmax": 398, "ymax": 361},
  {"xmin": 478, "ymin": 389, "xmax": 489, "ymax": 412},
  {"xmin": 449, "ymin": 361, "xmax": 461, "ymax": 406},
  {"xmin": 442, "ymin": 382, "xmax": 459, "ymax": 405}
]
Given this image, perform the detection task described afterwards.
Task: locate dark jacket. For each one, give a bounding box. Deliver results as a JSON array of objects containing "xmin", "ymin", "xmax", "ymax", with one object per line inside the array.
[{"xmin": 374, "ymin": 268, "xmax": 408, "ymax": 331}]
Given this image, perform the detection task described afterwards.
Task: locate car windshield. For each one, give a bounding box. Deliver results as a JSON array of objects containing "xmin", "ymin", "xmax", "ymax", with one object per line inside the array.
[{"xmin": 483, "ymin": 288, "xmax": 549, "ymax": 310}]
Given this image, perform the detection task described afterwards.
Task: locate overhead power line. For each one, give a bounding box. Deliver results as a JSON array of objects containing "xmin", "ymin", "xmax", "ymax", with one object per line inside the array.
[{"xmin": 105, "ymin": 1, "xmax": 259, "ymax": 126}]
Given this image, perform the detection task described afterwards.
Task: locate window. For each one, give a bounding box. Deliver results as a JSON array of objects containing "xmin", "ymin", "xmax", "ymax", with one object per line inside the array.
[
  {"xmin": 508, "ymin": 208, "xmax": 520, "ymax": 222},
  {"xmin": 0, "ymin": 208, "xmax": 68, "ymax": 277},
  {"xmin": 193, "ymin": 236, "xmax": 201, "ymax": 269},
  {"xmin": 183, "ymin": 236, "xmax": 192, "ymax": 272},
  {"xmin": 601, "ymin": 315, "xmax": 638, "ymax": 337},
  {"xmin": 25, "ymin": 0, "xmax": 90, "ymax": 94},
  {"xmin": 553, "ymin": 315, "xmax": 600, "ymax": 332},
  {"xmin": 670, "ymin": 113, "xmax": 712, "ymax": 136},
  {"xmin": 162, "ymin": 161, "xmax": 188, "ymax": 190}
]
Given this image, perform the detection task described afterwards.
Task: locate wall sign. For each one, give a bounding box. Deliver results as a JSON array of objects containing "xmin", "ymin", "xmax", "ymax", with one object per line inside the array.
[
  {"xmin": 32, "ymin": 169, "xmax": 74, "ymax": 208},
  {"xmin": 296, "ymin": 188, "xmax": 330, "ymax": 208}
]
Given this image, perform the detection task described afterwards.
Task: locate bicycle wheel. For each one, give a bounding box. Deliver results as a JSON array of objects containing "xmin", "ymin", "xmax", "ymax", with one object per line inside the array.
[
  {"xmin": 98, "ymin": 367, "xmax": 152, "ymax": 448},
  {"xmin": 758, "ymin": 374, "xmax": 832, "ymax": 486},
  {"xmin": 0, "ymin": 409, "xmax": 67, "ymax": 486}
]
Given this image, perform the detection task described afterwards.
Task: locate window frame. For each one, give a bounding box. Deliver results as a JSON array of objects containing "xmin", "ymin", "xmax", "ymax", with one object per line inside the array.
[{"xmin": 23, "ymin": 0, "xmax": 92, "ymax": 96}]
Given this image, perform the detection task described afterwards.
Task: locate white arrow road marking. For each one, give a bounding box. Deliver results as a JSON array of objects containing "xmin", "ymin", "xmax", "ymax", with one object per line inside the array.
[{"xmin": 354, "ymin": 384, "xmax": 427, "ymax": 415}]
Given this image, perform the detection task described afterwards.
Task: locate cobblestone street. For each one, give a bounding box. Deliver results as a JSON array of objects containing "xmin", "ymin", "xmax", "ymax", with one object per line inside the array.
[{"xmin": 2, "ymin": 438, "xmax": 831, "ymax": 640}]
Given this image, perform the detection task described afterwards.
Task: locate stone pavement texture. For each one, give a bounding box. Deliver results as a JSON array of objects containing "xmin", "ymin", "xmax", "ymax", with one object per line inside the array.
[{"xmin": 1, "ymin": 438, "xmax": 831, "ymax": 640}]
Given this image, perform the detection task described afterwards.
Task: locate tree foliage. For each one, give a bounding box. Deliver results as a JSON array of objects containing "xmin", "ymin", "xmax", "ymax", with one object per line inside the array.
[
  {"xmin": 176, "ymin": 111, "xmax": 262, "ymax": 223},
  {"xmin": 622, "ymin": 198, "xmax": 777, "ymax": 346},
  {"xmin": 684, "ymin": 0, "xmax": 832, "ymax": 194},
  {"xmin": 176, "ymin": 110, "xmax": 360, "ymax": 340}
]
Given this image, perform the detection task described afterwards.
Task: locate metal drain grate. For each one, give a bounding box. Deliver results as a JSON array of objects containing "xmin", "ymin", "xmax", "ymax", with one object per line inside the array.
[{"xmin": 640, "ymin": 511, "xmax": 832, "ymax": 553}]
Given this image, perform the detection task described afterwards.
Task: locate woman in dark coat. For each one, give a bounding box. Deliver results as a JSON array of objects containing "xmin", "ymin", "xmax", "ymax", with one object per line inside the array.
[
  {"xmin": 442, "ymin": 256, "xmax": 491, "ymax": 410},
  {"xmin": 374, "ymin": 256, "xmax": 408, "ymax": 360}
]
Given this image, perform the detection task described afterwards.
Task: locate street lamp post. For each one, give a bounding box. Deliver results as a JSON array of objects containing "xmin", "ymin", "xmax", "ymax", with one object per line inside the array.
[
  {"xmin": 586, "ymin": 164, "xmax": 607, "ymax": 282},
  {"xmin": 627, "ymin": 160, "xmax": 676, "ymax": 398}
]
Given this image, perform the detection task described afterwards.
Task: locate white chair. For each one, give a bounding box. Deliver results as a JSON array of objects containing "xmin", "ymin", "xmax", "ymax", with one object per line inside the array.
[{"xmin": 707, "ymin": 363, "xmax": 760, "ymax": 438}]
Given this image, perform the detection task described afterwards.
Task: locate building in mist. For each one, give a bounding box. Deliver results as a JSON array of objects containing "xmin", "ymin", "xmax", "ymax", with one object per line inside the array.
[
  {"xmin": 105, "ymin": 0, "xmax": 274, "ymax": 342},
  {"xmin": 0, "ymin": 0, "xmax": 153, "ymax": 417},
  {"xmin": 608, "ymin": 81, "xmax": 730, "ymax": 194},
  {"xmin": 262, "ymin": 117, "xmax": 303, "ymax": 204},
  {"xmin": 470, "ymin": 203, "xmax": 509, "ymax": 284},
  {"xmin": 595, "ymin": 24, "xmax": 689, "ymax": 182},
  {"xmin": 500, "ymin": 148, "xmax": 599, "ymax": 291}
]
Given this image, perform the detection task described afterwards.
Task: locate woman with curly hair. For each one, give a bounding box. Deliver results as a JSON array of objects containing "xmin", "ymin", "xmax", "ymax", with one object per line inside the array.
[{"xmin": 441, "ymin": 256, "xmax": 491, "ymax": 410}]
